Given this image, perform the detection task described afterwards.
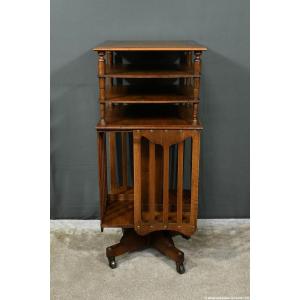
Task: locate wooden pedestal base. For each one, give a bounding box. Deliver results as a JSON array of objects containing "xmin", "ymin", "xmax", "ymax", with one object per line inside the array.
[{"xmin": 106, "ymin": 229, "xmax": 186, "ymax": 274}]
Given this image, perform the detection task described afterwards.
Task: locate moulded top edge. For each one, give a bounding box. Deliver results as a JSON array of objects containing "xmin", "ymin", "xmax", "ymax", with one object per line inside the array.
[{"xmin": 93, "ymin": 40, "xmax": 208, "ymax": 51}]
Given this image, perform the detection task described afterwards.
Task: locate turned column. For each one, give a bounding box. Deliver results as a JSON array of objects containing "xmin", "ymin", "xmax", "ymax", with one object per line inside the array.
[
  {"xmin": 98, "ymin": 51, "xmax": 106, "ymax": 125},
  {"xmin": 193, "ymin": 51, "xmax": 202, "ymax": 124}
]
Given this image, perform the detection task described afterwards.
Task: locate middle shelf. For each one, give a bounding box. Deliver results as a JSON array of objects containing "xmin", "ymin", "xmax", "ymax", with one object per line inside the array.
[
  {"xmin": 106, "ymin": 85, "xmax": 197, "ymax": 104},
  {"xmin": 102, "ymin": 64, "xmax": 198, "ymax": 78}
]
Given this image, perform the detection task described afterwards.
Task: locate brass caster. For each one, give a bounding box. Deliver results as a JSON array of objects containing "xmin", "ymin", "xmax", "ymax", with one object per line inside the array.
[
  {"xmin": 108, "ymin": 257, "xmax": 117, "ymax": 269},
  {"xmin": 176, "ymin": 262, "xmax": 185, "ymax": 274}
]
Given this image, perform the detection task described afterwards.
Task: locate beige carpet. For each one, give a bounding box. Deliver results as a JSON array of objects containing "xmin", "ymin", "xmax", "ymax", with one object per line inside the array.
[{"xmin": 51, "ymin": 220, "xmax": 249, "ymax": 300}]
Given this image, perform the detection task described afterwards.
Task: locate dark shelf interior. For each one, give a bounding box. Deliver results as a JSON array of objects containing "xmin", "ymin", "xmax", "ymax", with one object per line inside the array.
[
  {"xmin": 105, "ymin": 85, "xmax": 196, "ymax": 103},
  {"xmin": 96, "ymin": 104, "xmax": 203, "ymax": 131},
  {"xmin": 102, "ymin": 64, "xmax": 197, "ymax": 78}
]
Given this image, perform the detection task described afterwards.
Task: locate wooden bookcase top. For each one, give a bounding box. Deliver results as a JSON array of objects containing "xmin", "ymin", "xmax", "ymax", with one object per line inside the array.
[{"xmin": 93, "ymin": 40, "xmax": 207, "ymax": 51}]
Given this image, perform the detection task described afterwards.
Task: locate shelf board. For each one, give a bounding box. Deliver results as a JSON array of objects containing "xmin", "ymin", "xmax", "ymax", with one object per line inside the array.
[
  {"xmin": 102, "ymin": 65, "xmax": 197, "ymax": 78},
  {"xmin": 96, "ymin": 104, "xmax": 203, "ymax": 131},
  {"xmin": 102, "ymin": 189, "xmax": 192, "ymax": 228},
  {"xmin": 102, "ymin": 198, "xmax": 134, "ymax": 228},
  {"xmin": 106, "ymin": 86, "xmax": 196, "ymax": 104}
]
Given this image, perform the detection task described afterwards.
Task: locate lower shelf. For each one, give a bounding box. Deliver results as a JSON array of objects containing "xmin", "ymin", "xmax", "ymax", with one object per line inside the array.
[
  {"xmin": 101, "ymin": 189, "xmax": 192, "ymax": 229},
  {"xmin": 102, "ymin": 189, "xmax": 134, "ymax": 228},
  {"xmin": 96, "ymin": 104, "xmax": 203, "ymax": 130}
]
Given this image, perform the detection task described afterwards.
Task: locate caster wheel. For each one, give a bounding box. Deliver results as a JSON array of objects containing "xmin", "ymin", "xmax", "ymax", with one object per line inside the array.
[
  {"xmin": 176, "ymin": 262, "xmax": 185, "ymax": 274},
  {"xmin": 108, "ymin": 257, "xmax": 117, "ymax": 269}
]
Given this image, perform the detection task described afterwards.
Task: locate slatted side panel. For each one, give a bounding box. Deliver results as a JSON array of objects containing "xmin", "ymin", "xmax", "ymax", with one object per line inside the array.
[{"xmin": 133, "ymin": 130, "xmax": 200, "ymax": 236}]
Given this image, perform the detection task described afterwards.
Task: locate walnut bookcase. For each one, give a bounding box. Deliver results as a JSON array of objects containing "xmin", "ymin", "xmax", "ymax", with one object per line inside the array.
[{"xmin": 93, "ymin": 41, "xmax": 207, "ymax": 274}]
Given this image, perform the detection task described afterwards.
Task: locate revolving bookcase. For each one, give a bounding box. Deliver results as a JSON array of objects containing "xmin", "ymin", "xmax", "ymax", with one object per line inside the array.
[{"xmin": 93, "ymin": 41, "xmax": 207, "ymax": 274}]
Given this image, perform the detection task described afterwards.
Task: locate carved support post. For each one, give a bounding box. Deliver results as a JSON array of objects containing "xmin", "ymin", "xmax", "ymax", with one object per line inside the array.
[
  {"xmin": 193, "ymin": 51, "xmax": 202, "ymax": 124},
  {"xmin": 98, "ymin": 51, "xmax": 106, "ymax": 125}
]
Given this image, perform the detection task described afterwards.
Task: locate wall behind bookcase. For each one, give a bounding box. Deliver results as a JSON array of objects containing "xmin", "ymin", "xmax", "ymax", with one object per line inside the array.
[{"xmin": 51, "ymin": 0, "xmax": 249, "ymax": 218}]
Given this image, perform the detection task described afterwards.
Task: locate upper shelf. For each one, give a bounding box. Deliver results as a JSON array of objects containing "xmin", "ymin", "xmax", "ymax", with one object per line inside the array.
[
  {"xmin": 93, "ymin": 40, "xmax": 208, "ymax": 51},
  {"xmin": 101, "ymin": 65, "xmax": 198, "ymax": 78}
]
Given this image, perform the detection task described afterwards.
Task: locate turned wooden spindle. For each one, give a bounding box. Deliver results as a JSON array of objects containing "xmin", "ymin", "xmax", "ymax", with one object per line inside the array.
[
  {"xmin": 98, "ymin": 51, "xmax": 106, "ymax": 124},
  {"xmin": 193, "ymin": 51, "xmax": 202, "ymax": 124}
]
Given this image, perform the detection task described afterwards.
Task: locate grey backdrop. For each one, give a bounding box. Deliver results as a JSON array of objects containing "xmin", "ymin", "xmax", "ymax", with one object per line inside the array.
[{"xmin": 50, "ymin": 0, "xmax": 249, "ymax": 219}]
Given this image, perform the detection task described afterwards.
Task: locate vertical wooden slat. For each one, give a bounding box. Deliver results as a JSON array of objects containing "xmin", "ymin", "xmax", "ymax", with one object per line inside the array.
[
  {"xmin": 190, "ymin": 133, "xmax": 200, "ymax": 227},
  {"xmin": 177, "ymin": 142, "xmax": 184, "ymax": 224},
  {"xmin": 98, "ymin": 132, "xmax": 107, "ymax": 228},
  {"xmin": 109, "ymin": 132, "xmax": 117, "ymax": 194},
  {"xmin": 169, "ymin": 145, "xmax": 174, "ymax": 190},
  {"xmin": 130, "ymin": 133, "xmax": 134, "ymax": 188},
  {"xmin": 121, "ymin": 132, "xmax": 128, "ymax": 190},
  {"xmin": 141, "ymin": 138, "xmax": 148, "ymax": 219},
  {"xmin": 149, "ymin": 142, "xmax": 156, "ymax": 222},
  {"xmin": 169, "ymin": 145, "xmax": 177, "ymax": 190},
  {"xmin": 163, "ymin": 145, "xmax": 169, "ymax": 224},
  {"xmin": 133, "ymin": 132, "xmax": 142, "ymax": 227},
  {"xmin": 155, "ymin": 145, "xmax": 163, "ymax": 220}
]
